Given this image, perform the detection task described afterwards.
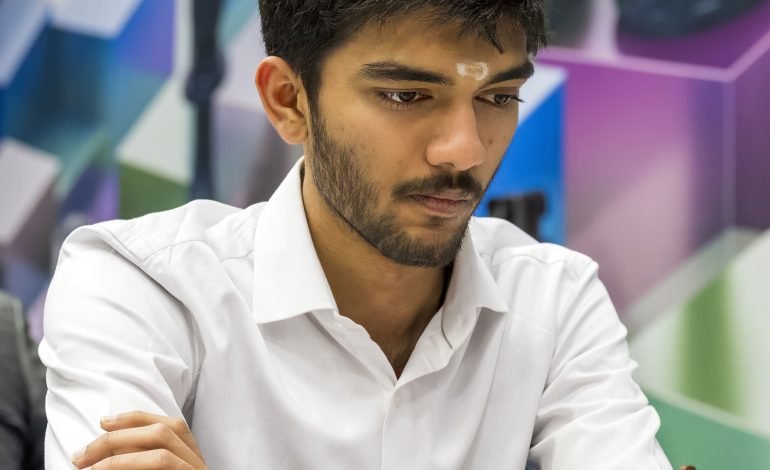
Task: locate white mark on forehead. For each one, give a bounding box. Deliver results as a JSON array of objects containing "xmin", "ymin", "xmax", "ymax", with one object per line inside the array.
[{"xmin": 456, "ymin": 62, "xmax": 489, "ymax": 81}]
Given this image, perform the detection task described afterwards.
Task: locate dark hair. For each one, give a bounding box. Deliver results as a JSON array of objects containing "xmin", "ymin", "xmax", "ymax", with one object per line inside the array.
[{"xmin": 259, "ymin": 0, "xmax": 548, "ymax": 106}]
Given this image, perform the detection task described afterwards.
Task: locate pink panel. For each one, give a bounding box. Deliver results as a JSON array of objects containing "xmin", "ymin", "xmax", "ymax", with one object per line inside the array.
[{"xmin": 539, "ymin": 57, "xmax": 728, "ymax": 311}]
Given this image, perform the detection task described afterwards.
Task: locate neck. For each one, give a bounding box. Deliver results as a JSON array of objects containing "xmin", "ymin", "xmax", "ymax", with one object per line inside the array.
[{"xmin": 301, "ymin": 165, "xmax": 448, "ymax": 350}]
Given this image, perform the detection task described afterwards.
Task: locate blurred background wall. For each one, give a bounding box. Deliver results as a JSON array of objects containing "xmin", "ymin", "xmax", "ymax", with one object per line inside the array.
[
  {"xmin": 539, "ymin": 3, "xmax": 770, "ymax": 466},
  {"xmin": 0, "ymin": 1, "xmax": 768, "ymax": 468}
]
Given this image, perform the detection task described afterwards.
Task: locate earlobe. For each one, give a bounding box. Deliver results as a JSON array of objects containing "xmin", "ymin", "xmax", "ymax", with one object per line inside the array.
[{"xmin": 255, "ymin": 57, "xmax": 309, "ymax": 144}]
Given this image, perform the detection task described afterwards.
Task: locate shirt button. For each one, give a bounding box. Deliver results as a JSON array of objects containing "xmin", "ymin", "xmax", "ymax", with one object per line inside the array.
[{"xmin": 392, "ymin": 393, "xmax": 402, "ymax": 408}]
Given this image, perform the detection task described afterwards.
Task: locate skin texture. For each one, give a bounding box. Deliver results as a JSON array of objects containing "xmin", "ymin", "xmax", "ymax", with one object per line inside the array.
[{"xmin": 75, "ymin": 13, "xmax": 531, "ymax": 469}]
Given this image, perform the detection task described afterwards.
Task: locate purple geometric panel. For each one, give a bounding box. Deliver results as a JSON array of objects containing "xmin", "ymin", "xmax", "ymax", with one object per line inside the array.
[
  {"xmin": 735, "ymin": 36, "xmax": 770, "ymax": 229},
  {"xmin": 0, "ymin": 139, "xmax": 59, "ymax": 269},
  {"xmin": 113, "ymin": 0, "xmax": 174, "ymax": 78},
  {"xmin": 539, "ymin": 56, "xmax": 728, "ymax": 311},
  {"xmin": 541, "ymin": 1, "xmax": 770, "ymax": 312}
]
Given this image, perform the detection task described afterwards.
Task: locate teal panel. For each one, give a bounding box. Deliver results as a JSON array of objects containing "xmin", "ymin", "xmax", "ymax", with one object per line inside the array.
[{"xmin": 650, "ymin": 393, "xmax": 770, "ymax": 470}]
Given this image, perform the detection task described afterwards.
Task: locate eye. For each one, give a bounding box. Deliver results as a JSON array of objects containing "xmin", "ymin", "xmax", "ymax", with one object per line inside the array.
[
  {"xmin": 480, "ymin": 93, "xmax": 524, "ymax": 107},
  {"xmin": 376, "ymin": 91, "xmax": 430, "ymax": 111},
  {"xmin": 382, "ymin": 91, "xmax": 423, "ymax": 103},
  {"xmin": 494, "ymin": 94, "xmax": 521, "ymax": 105}
]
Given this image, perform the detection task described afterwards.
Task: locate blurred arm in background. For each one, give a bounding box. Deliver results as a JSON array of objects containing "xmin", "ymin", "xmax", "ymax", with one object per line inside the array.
[{"xmin": 0, "ymin": 291, "xmax": 46, "ymax": 470}]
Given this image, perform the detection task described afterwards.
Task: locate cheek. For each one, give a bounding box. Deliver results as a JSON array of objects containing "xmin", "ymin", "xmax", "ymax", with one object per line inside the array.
[
  {"xmin": 479, "ymin": 122, "xmax": 517, "ymax": 178},
  {"xmin": 345, "ymin": 112, "xmax": 422, "ymax": 173},
  {"xmin": 484, "ymin": 120, "xmax": 518, "ymax": 155},
  {"xmin": 325, "ymin": 117, "xmax": 400, "ymax": 200}
]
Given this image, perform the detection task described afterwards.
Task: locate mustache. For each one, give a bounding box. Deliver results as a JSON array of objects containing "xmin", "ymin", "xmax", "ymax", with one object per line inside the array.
[{"xmin": 392, "ymin": 171, "xmax": 484, "ymax": 200}]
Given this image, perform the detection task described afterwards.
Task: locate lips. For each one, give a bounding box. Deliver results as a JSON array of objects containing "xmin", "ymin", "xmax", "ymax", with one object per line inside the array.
[
  {"xmin": 418, "ymin": 191, "xmax": 473, "ymax": 202},
  {"xmin": 411, "ymin": 194, "xmax": 472, "ymax": 216}
]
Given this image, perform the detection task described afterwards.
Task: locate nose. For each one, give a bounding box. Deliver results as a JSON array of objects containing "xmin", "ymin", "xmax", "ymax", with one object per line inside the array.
[{"xmin": 425, "ymin": 104, "xmax": 486, "ymax": 172}]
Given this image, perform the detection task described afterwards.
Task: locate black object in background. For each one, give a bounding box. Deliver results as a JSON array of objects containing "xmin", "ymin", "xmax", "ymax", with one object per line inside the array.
[
  {"xmin": 617, "ymin": 0, "xmax": 766, "ymax": 37},
  {"xmin": 0, "ymin": 292, "xmax": 46, "ymax": 470},
  {"xmin": 546, "ymin": 0, "xmax": 593, "ymax": 46},
  {"xmin": 488, "ymin": 192, "xmax": 547, "ymax": 241},
  {"xmin": 186, "ymin": 0, "xmax": 225, "ymax": 201}
]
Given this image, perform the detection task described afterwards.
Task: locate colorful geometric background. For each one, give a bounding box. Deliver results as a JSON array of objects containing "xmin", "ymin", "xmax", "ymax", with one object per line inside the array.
[{"xmin": 1, "ymin": 1, "xmax": 769, "ymax": 468}]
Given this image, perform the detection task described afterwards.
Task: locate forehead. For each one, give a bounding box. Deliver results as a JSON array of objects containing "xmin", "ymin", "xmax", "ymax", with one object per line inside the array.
[{"xmin": 328, "ymin": 14, "xmax": 528, "ymax": 72}]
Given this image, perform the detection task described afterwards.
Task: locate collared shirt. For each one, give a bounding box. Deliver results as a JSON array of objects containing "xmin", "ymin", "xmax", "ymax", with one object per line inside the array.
[{"xmin": 40, "ymin": 160, "xmax": 672, "ymax": 469}]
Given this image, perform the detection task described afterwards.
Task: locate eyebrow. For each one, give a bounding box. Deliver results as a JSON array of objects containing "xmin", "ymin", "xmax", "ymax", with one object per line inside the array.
[
  {"xmin": 358, "ymin": 61, "xmax": 453, "ymax": 85},
  {"xmin": 357, "ymin": 60, "xmax": 535, "ymax": 87},
  {"xmin": 486, "ymin": 61, "xmax": 535, "ymax": 85}
]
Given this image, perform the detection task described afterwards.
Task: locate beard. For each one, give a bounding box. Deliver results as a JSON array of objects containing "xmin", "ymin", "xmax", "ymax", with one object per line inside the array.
[{"xmin": 306, "ymin": 112, "xmax": 488, "ymax": 268}]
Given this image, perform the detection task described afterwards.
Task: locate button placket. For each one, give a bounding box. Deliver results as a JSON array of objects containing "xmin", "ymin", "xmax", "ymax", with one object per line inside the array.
[
  {"xmin": 381, "ymin": 385, "xmax": 414, "ymax": 470},
  {"xmin": 392, "ymin": 391, "xmax": 402, "ymax": 409},
  {"xmin": 313, "ymin": 311, "xmax": 394, "ymax": 387}
]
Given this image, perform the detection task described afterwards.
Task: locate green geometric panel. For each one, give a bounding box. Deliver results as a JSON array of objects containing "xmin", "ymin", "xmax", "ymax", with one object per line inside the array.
[
  {"xmin": 116, "ymin": 77, "xmax": 192, "ymax": 219},
  {"xmin": 631, "ymin": 230, "xmax": 770, "ymax": 468},
  {"xmin": 119, "ymin": 164, "xmax": 187, "ymax": 219},
  {"xmin": 678, "ymin": 274, "xmax": 742, "ymax": 414}
]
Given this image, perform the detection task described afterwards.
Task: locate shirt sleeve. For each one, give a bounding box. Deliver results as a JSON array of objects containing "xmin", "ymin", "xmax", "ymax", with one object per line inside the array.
[
  {"xmin": 38, "ymin": 227, "xmax": 200, "ymax": 468},
  {"xmin": 528, "ymin": 255, "xmax": 673, "ymax": 470}
]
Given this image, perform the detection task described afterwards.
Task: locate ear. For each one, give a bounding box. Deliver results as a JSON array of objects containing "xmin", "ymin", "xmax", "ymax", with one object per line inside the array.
[{"xmin": 255, "ymin": 57, "xmax": 309, "ymax": 145}]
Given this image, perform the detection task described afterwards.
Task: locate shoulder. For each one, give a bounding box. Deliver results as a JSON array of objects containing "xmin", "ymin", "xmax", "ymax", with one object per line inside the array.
[
  {"xmin": 60, "ymin": 200, "xmax": 267, "ymax": 268},
  {"xmin": 469, "ymin": 216, "xmax": 594, "ymax": 280},
  {"xmin": 469, "ymin": 217, "xmax": 602, "ymax": 333},
  {"xmin": 470, "ymin": 217, "xmax": 616, "ymax": 338}
]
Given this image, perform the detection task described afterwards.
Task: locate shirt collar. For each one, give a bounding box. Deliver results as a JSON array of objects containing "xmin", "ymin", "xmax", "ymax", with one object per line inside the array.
[
  {"xmin": 251, "ymin": 158, "xmax": 338, "ymax": 323},
  {"xmin": 437, "ymin": 223, "xmax": 510, "ymax": 348},
  {"xmin": 443, "ymin": 227, "xmax": 510, "ymax": 318},
  {"xmin": 251, "ymin": 159, "xmax": 509, "ymax": 324}
]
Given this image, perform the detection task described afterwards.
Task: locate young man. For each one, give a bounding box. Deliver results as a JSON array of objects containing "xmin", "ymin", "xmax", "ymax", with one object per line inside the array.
[{"xmin": 42, "ymin": 1, "xmax": 673, "ymax": 468}]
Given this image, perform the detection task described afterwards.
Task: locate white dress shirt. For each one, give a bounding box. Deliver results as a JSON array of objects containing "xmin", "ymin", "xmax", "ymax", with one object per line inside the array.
[{"xmin": 40, "ymin": 159, "xmax": 672, "ymax": 469}]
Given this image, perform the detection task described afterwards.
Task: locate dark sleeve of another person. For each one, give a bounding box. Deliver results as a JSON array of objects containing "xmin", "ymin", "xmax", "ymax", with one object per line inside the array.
[{"xmin": 0, "ymin": 292, "xmax": 46, "ymax": 470}]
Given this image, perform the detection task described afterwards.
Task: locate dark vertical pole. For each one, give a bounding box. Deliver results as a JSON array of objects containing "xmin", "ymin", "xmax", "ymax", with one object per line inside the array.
[
  {"xmin": 192, "ymin": 102, "xmax": 213, "ymax": 200},
  {"xmin": 186, "ymin": 0, "xmax": 225, "ymax": 201}
]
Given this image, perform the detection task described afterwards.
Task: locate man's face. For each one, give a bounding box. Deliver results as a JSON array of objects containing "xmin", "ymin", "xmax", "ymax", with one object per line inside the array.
[{"xmin": 306, "ymin": 15, "xmax": 532, "ymax": 268}]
